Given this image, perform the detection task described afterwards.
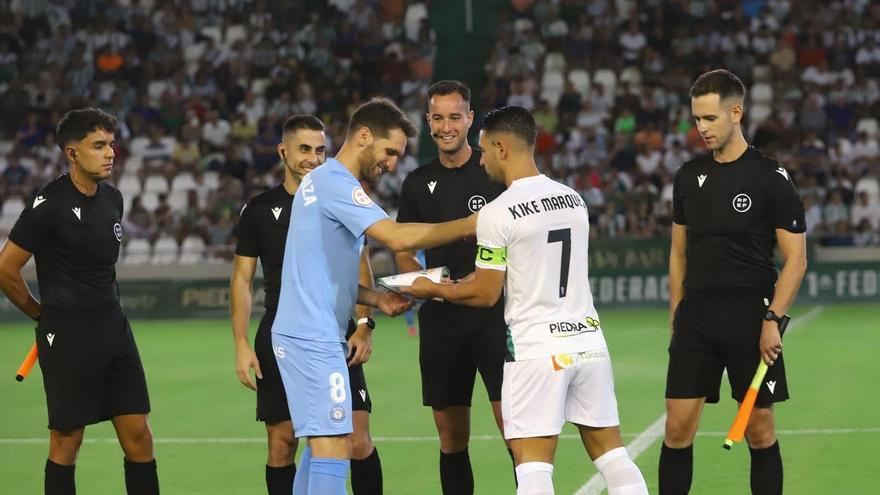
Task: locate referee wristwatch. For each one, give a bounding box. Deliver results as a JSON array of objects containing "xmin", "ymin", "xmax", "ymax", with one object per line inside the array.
[
  {"xmin": 763, "ymin": 310, "xmax": 791, "ymax": 334},
  {"xmin": 357, "ymin": 317, "xmax": 376, "ymax": 330}
]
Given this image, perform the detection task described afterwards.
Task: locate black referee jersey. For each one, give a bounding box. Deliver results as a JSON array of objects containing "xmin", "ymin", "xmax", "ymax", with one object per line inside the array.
[
  {"xmin": 9, "ymin": 174, "xmax": 124, "ymax": 314},
  {"xmin": 397, "ymin": 150, "xmax": 506, "ymax": 329},
  {"xmin": 235, "ymin": 185, "xmax": 292, "ymax": 310},
  {"xmin": 673, "ymin": 146, "xmax": 806, "ymax": 294}
]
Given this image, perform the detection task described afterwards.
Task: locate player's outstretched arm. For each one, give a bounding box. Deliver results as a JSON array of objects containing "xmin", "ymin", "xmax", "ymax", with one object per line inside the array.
[
  {"xmin": 0, "ymin": 240, "xmax": 41, "ymax": 321},
  {"xmin": 760, "ymin": 229, "xmax": 807, "ymax": 365},
  {"xmin": 400, "ymin": 268, "xmax": 504, "ymax": 308},
  {"xmin": 230, "ymin": 254, "xmax": 261, "ymax": 390},
  {"xmin": 365, "ymin": 215, "xmax": 477, "ymax": 252},
  {"xmin": 357, "ymin": 286, "xmax": 413, "ymax": 316}
]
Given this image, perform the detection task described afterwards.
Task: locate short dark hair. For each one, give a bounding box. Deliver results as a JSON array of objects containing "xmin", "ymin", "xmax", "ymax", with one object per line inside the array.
[
  {"xmin": 690, "ymin": 69, "xmax": 745, "ymax": 100},
  {"xmin": 347, "ymin": 97, "xmax": 417, "ymax": 139},
  {"xmin": 427, "ymin": 80, "xmax": 471, "ymax": 105},
  {"xmin": 282, "ymin": 114, "xmax": 325, "ymax": 135},
  {"xmin": 55, "ymin": 107, "xmax": 118, "ymax": 151},
  {"xmin": 480, "ymin": 106, "xmax": 537, "ymax": 145}
]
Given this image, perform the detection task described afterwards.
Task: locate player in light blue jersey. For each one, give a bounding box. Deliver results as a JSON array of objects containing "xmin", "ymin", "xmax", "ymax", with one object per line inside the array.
[{"xmin": 272, "ymin": 98, "xmax": 479, "ymax": 495}]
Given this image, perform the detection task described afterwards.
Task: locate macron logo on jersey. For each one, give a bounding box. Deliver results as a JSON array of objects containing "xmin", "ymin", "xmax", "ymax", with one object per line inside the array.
[
  {"xmin": 72, "ymin": 207, "xmax": 81, "ymax": 220},
  {"xmin": 767, "ymin": 380, "xmax": 777, "ymax": 394},
  {"xmin": 33, "ymin": 196, "xmax": 47, "ymax": 208},
  {"xmin": 271, "ymin": 207, "xmax": 283, "ymax": 220},
  {"xmin": 46, "ymin": 333, "xmax": 55, "ymax": 347},
  {"xmin": 775, "ymin": 167, "xmax": 789, "ymax": 181},
  {"xmin": 428, "ymin": 180, "xmax": 437, "ymax": 194},
  {"xmin": 697, "ymin": 174, "xmax": 707, "ymax": 188}
]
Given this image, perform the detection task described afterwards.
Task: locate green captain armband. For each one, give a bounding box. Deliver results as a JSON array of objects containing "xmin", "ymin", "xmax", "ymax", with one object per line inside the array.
[{"xmin": 476, "ymin": 245, "xmax": 507, "ymax": 267}]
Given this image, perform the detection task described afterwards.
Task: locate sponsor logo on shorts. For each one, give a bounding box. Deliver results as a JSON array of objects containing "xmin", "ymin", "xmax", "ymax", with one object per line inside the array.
[
  {"xmin": 551, "ymin": 349, "xmax": 608, "ymax": 370},
  {"xmin": 330, "ymin": 405, "xmax": 347, "ymax": 424},
  {"xmin": 46, "ymin": 333, "xmax": 55, "ymax": 347},
  {"xmin": 766, "ymin": 380, "xmax": 777, "ymax": 394},
  {"xmin": 548, "ymin": 316, "xmax": 600, "ymax": 337}
]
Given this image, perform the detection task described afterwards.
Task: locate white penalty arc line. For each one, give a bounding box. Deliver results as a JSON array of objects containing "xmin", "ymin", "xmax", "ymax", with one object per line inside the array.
[
  {"xmin": 1, "ymin": 426, "xmax": 878, "ymax": 445},
  {"xmin": 574, "ymin": 305, "xmax": 826, "ymax": 495}
]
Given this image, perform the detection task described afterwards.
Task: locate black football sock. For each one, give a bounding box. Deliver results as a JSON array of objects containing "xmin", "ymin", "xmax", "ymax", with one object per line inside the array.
[
  {"xmin": 350, "ymin": 446, "xmax": 382, "ymax": 495},
  {"xmin": 749, "ymin": 441, "xmax": 782, "ymax": 495},
  {"xmin": 266, "ymin": 463, "xmax": 296, "ymax": 495},
  {"xmin": 659, "ymin": 442, "xmax": 693, "ymax": 495},
  {"xmin": 440, "ymin": 448, "xmax": 473, "ymax": 495},
  {"xmin": 123, "ymin": 458, "xmax": 159, "ymax": 495},
  {"xmin": 45, "ymin": 459, "xmax": 75, "ymax": 495}
]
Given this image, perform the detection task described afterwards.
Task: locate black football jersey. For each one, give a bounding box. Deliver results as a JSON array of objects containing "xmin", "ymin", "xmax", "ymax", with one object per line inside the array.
[
  {"xmin": 235, "ymin": 185, "xmax": 293, "ymax": 310},
  {"xmin": 673, "ymin": 146, "xmax": 806, "ymax": 294},
  {"xmin": 397, "ymin": 150, "xmax": 507, "ymax": 328},
  {"xmin": 9, "ymin": 174, "xmax": 124, "ymax": 314},
  {"xmin": 396, "ymin": 150, "xmax": 506, "ymax": 280}
]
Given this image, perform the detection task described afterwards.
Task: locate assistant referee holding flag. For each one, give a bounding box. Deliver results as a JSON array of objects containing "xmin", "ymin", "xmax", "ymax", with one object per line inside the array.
[
  {"xmin": 659, "ymin": 69, "xmax": 807, "ymax": 495},
  {"xmin": 0, "ymin": 108, "xmax": 158, "ymax": 494}
]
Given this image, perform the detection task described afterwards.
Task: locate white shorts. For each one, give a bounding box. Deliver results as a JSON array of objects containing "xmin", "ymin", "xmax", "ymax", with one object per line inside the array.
[{"xmin": 501, "ymin": 349, "xmax": 620, "ymax": 440}]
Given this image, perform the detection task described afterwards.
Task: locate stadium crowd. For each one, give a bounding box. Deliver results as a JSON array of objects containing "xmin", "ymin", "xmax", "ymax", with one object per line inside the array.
[{"xmin": 0, "ymin": 0, "xmax": 879, "ymax": 264}]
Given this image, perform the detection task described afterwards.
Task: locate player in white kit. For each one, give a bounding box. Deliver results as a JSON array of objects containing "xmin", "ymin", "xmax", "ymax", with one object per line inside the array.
[{"xmin": 403, "ymin": 106, "xmax": 647, "ymax": 495}]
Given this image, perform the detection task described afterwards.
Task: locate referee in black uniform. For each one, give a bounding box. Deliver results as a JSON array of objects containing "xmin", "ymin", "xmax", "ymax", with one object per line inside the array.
[
  {"xmin": 659, "ymin": 70, "xmax": 807, "ymax": 495},
  {"xmin": 230, "ymin": 115, "xmax": 382, "ymax": 495},
  {"xmin": 0, "ymin": 108, "xmax": 158, "ymax": 494},
  {"xmin": 395, "ymin": 81, "xmax": 510, "ymax": 494}
]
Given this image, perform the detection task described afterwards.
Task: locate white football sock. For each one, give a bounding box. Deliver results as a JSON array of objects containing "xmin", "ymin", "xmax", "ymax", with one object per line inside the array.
[
  {"xmin": 515, "ymin": 461, "xmax": 554, "ymax": 495},
  {"xmin": 593, "ymin": 447, "xmax": 648, "ymax": 495}
]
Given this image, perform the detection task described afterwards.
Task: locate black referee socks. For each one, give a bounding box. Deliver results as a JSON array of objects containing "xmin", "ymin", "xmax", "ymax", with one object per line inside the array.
[
  {"xmin": 440, "ymin": 448, "xmax": 473, "ymax": 495},
  {"xmin": 123, "ymin": 458, "xmax": 159, "ymax": 495},
  {"xmin": 266, "ymin": 463, "xmax": 296, "ymax": 495},
  {"xmin": 45, "ymin": 459, "xmax": 75, "ymax": 495},
  {"xmin": 350, "ymin": 446, "xmax": 383, "ymax": 495},
  {"xmin": 749, "ymin": 441, "xmax": 783, "ymax": 495},
  {"xmin": 658, "ymin": 443, "xmax": 693, "ymax": 494}
]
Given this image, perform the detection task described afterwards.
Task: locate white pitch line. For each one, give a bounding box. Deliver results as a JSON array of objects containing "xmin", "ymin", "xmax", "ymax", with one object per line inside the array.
[{"xmin": 573, "ymin": 304, "xmax": 826, "ymax": 495}]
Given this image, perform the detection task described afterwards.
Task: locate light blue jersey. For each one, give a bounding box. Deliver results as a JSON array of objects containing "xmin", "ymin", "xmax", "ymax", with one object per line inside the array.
[{"xmin": 272, "ymin": 158, "xmax": 388, "ymax": 342}]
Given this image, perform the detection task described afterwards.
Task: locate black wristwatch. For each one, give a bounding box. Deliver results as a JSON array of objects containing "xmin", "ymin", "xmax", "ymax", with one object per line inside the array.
[
  {"xmin": 763, "ymin": 310, "xmax": 791, "ymax": 335},
  {"xmin": 357, "ymin": 317, "xmax": 376, "ymax": 330}
]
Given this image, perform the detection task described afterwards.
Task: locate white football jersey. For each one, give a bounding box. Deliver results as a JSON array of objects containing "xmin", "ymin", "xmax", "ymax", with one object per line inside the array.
[{"xmin": 476, "ymin": 174, "xmax": 606, "ymax": 361}]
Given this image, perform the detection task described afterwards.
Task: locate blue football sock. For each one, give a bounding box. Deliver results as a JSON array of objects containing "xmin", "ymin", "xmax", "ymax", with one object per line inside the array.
[
  {"xmin": 293, "ymin": 445, "xmax": 312, "ymax": 495},
  {"xmin": 308, "ymin": 457, "xmax": 350, "ymax": 495}
]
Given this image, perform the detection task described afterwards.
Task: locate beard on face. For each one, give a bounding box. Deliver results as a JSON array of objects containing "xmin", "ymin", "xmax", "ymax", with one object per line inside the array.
[{"xmin": 357, "ymin": 143, "xmax": 379, "ymax": 182}]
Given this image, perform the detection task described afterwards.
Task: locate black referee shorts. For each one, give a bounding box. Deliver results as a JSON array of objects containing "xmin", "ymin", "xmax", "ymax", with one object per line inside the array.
[
  {"xmin": 255, "ymin": 310, "xmax": 371, "ymax": 424},
  {"xmin": 418, "ymin": 304, "xmax": 507, "ymax": 408},
  {"xmin": 36, "ymin": 308, "xmax": 151, "ymax": 431},
  {"xmin": 665, "ymin": 291, "xmax": 789, "ymax": 408}
]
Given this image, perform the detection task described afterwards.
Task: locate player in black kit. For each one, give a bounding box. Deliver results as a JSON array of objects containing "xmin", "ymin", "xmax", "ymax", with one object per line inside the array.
[
  {"xmin": 0, "ymin": 108, "xmax": 158, "ymax": 494},
  {"xmin": 230, "ymin": 115, "xmax": 382, "ymax": 495},
  {"xmin": 395, "ymin": 81, "xmax": 510, "ymax": 494},
  {"xmin": 659, "ymin": 70, "xmax": 807, "ymax": 495}
]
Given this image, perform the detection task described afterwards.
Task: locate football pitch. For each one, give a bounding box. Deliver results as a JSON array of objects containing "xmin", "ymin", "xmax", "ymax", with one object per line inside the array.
[{"xmin": 1, "ymin": 303, "xmax": 877, "ymax": 494}]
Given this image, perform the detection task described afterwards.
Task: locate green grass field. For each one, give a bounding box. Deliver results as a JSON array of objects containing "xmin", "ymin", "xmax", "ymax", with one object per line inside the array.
[{"xmin": 1, "ymin": 303, "xmax": 877, "ymax": 494}]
